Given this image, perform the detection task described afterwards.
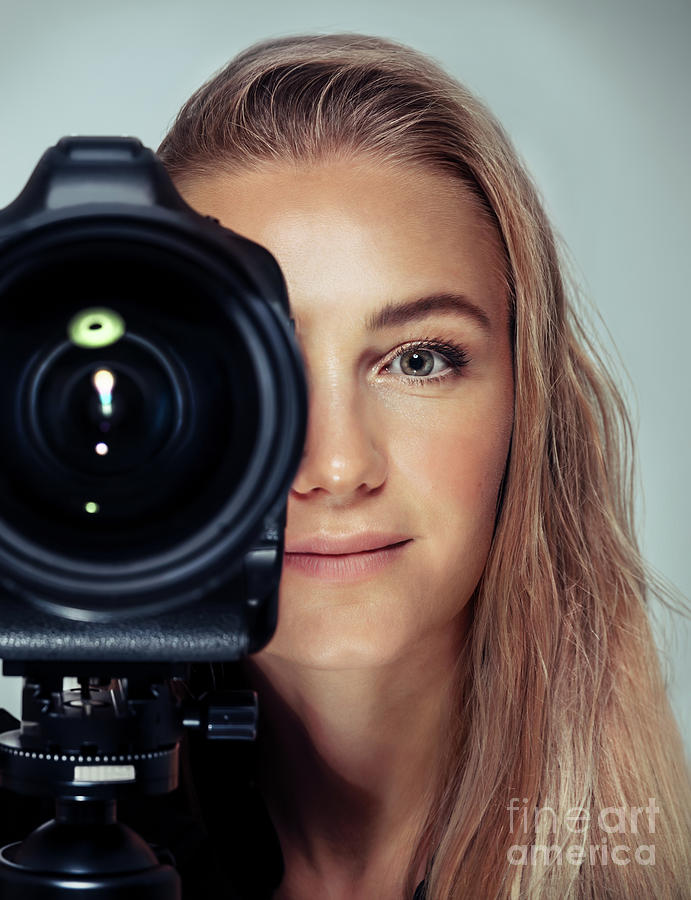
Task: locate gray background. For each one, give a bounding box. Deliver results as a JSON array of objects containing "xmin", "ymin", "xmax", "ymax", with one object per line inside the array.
[{"xmin": 0, "ymin": 0, "xmax": 688, "ymax": 753}]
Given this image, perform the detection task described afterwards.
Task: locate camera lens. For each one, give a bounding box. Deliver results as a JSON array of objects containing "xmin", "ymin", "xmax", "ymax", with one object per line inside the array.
[
  {"xmin": 1, "ymin": 237, "xmax": 245, "ymax": 544},
  {"xmin": 0, "ymin": 218, "xmax": 305, "ymax": 619}
]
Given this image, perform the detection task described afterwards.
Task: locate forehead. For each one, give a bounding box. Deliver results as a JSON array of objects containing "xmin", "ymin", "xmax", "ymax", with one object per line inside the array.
[{"xmin": 181, "ymin": 160, "xmax": 508, "ymax": 330}]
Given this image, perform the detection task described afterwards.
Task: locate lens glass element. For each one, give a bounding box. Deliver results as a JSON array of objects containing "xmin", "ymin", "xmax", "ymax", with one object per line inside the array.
[{"xmin": 0, "ymin": 235, "xmax": 261, "ymax": 562}]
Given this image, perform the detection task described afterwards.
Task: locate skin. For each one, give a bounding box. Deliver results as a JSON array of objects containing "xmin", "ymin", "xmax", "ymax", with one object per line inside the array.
[{"xmin": 182, "ymin": 159, "xmax": 514, "ymax": 899}]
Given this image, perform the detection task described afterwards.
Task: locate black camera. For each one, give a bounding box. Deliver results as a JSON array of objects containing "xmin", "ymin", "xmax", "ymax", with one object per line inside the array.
[
  {"xmin": 0, "ymin": 136, "xmax": 307, "ymax": 662},
  {"xmin": 0, "ymin": 138, "xmax": 306, "ymax": 898}
]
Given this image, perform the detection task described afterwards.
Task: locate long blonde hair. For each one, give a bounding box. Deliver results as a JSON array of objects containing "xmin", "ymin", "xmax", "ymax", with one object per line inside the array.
[{"xmin": 157, "ymin": 34, "xmax": 691, "ymax": 898}]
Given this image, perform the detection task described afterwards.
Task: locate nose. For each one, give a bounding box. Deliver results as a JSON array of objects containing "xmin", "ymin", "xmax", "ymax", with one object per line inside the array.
[{"xmin": 290, "ymin": 379, "xmax": 388, "ymax": 500}]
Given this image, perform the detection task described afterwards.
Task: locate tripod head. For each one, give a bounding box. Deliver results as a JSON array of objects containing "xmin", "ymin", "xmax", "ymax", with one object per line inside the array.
[{"xmin": 0, "ymin": 661, "xmax": 258, "ymax": 898}]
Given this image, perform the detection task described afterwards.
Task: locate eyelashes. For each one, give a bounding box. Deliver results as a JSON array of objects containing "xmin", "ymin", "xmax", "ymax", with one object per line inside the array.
[{"xmin": 380, "ymin": 338, "xmax": 471, "ymax": 384}]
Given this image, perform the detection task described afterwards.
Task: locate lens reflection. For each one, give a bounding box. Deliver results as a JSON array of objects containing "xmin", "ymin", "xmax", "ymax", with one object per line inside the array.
[
  {"xmin": 31, "ymin": 334, "xmax": 180, "ymax": 479},
  {"xmin": 92, "ymin": 368, "xmax": 115, "ymax": 418}
]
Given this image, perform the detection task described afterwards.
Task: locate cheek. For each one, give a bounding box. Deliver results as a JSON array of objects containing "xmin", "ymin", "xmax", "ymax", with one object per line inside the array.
[{"xmin": 386, "ymin": 390, "xmax": 513, "ymax": 540}]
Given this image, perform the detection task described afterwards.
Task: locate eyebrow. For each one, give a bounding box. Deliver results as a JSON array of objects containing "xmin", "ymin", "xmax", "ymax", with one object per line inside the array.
[{"xmin": 366, "ymin": 292, "xmax": 493, "ymax": 333}]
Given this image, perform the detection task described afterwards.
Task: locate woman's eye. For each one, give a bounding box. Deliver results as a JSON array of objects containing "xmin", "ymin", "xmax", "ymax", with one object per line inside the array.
[{"xmin": 387, "ymin": 347, "xmax": 454, "ymax": 378}]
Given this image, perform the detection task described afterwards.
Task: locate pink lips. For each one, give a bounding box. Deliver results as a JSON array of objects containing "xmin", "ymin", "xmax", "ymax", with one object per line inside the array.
[{"xmin": 283, "ymin": 534, "xmax": 412, "ymax": 582}]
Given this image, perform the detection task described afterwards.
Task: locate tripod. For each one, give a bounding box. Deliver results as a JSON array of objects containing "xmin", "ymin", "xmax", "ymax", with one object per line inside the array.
[{"xmin": 0, "ymin": 662, "xmax": 257, "ymax": 899}]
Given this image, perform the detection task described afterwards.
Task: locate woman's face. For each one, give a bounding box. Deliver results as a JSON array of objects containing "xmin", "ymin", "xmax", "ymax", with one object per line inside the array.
[{"xmin": 182, "ymin": 160, "xmax": 514, "ymax": 670}]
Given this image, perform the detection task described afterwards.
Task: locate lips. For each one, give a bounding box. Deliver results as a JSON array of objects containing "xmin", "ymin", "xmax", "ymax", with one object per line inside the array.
[
  {"xmin": 282, "ymin": 534, "xmax": 412, "ymax": 582},
  {"xmin": 284, "ymin": 534, "xmax": 411, "ymax": 556}
]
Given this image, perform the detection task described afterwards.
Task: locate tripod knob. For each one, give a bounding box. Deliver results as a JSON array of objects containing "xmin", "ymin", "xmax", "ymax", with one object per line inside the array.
[{"xmin": 182, "ymin": 689, "xmax": 258, "ymax": 741}]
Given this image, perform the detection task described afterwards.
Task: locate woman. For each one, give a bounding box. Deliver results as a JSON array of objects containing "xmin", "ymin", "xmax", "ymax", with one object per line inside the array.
[{"xmin": 157, "ymin": 34, "xmax": 691, "ymax": 898}]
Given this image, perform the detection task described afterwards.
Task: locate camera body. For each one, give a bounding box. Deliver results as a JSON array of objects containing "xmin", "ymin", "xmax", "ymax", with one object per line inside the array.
[{"xmin": 0, "ymin": 137, "xmax": 307, "ymax": 663}]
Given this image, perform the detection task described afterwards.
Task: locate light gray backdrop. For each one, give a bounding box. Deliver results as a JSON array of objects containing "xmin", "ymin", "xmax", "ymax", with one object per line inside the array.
[{"xmin": 0, "ymin": 0, "xmax": 688, "ymax": 753}]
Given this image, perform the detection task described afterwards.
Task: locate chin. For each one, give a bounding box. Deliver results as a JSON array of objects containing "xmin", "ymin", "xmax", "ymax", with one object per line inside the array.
[
  {"xmin": 261, "ymin": 615, "xmax": 414, "ymax": 671},
  {"xmin": 263, "ymin": 577, "xmax": 469, "ymax": 671}
]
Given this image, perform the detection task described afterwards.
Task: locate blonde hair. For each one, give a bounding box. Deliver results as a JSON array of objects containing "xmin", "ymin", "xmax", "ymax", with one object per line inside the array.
[{"xmin": 158, "ymin": 34, "xmax": 691, "ymax": 898}]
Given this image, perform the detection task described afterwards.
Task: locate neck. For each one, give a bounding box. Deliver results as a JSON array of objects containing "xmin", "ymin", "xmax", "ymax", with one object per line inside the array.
[{"xmin": 242, "ymin": 622, "xmax": 467, "ymax": 894}]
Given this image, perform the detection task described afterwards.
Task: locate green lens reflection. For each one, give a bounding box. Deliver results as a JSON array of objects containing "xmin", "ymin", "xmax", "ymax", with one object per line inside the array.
[{"xmin": 68, "ymin": 308, "xmax": 125, "ymax": 348}]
